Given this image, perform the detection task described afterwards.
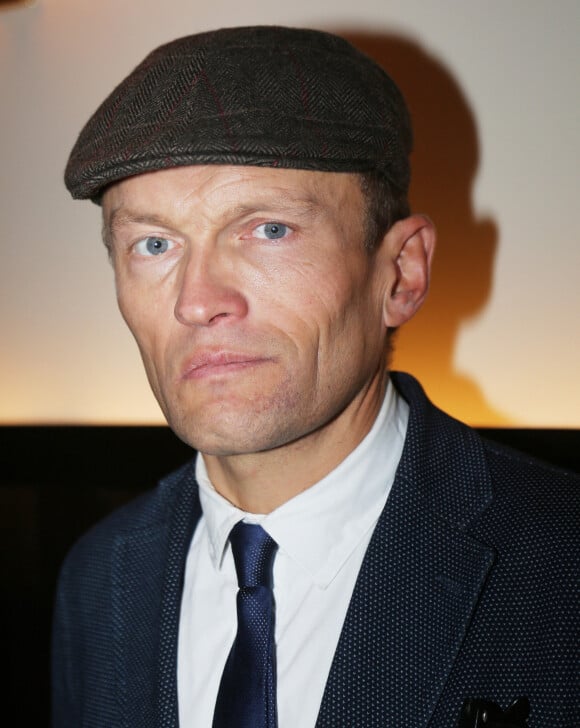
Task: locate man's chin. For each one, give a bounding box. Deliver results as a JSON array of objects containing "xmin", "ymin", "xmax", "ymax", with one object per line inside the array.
[
  {"xmin": 165, "ymin": 406, "xmax": 262, "ymax": 455},
  {"xmin": 171, "ymin": 431, "xmax": 269, "ymax": 458},
  {"xmin": 166, "ymin": 408, "xmax": 299, "ymax": 459},
  {"xmin": 158, "ymin": 376, "xmax": 303, "ymax": 455}
]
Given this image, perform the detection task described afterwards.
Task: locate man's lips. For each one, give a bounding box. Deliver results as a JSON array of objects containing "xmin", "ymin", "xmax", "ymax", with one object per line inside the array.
[{"xmin": 180, "ymin": 351, "xmax": 271, "ymax": 380}]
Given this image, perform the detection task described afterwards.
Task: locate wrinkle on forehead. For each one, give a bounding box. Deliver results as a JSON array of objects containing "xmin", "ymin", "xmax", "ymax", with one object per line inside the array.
[{"xmin": 102, "ymin": 165, "xmax": 364, "ymax": 242}]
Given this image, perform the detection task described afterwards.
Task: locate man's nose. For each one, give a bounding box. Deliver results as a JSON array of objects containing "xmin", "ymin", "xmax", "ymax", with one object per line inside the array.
[{"xmin": 174, "ymin": 251, "xmax": 249, "ymax": 327}]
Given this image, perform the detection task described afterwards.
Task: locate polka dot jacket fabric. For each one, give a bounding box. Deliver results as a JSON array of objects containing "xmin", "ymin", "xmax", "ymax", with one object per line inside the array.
[{"xmin": 51, "ymin": 372, "xmax": 580, "ymax": 727}]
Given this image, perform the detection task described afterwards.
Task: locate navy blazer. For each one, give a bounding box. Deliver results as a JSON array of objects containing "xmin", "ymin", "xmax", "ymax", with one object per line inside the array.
[{"xmin": 52, "ymin": 373, "xmax": 579, "ymax": 726}]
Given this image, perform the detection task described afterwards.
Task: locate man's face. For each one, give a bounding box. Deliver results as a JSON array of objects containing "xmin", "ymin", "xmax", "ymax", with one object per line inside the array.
[{"xmin": 103, "ymin": 165, "xmax": 393, "ymax": 456}]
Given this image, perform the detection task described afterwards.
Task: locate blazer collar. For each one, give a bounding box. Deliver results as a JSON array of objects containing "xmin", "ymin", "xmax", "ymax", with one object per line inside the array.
[
  {"xmin": 111, "ymin": 459, "xmax": 201, "ymax": 728},
  {"xmin": 393, "ymin": 371, "xmax": 494, "ymax": 529},
  {"xmin": 317, "ymin": 372, "xmax": 496, "ymax": 727}
]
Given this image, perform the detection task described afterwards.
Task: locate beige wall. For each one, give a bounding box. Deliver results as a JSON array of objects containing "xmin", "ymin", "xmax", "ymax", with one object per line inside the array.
[{"xmin": 1, "ymin": 0, "xmax": 579, "ymax": 426}]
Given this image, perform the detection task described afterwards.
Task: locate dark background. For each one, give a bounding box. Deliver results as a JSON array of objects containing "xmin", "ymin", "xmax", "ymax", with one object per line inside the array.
[{"xmin": 1, "ymin": 425, "xmax": 579, "ymax": 725}]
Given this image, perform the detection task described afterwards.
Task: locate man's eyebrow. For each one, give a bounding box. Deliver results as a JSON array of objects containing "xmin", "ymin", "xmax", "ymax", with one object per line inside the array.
[
  {"xmin": 105, "ymin": 208, "xmax": 173, "ymax": 235},
  {"xmin": 101, "ymin": 208, "xmax": 177, "ymax": 252},
  {"xmin": 225, "ymin": 186, "xmax": 330, "ymax": 220},
  {"xmin": 229, "ymin": 197, "xmax": 323, "ymax": 219}
]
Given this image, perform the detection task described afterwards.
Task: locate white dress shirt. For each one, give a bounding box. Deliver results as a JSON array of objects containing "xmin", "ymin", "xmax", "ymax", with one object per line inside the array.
[{"xmin": 177, "ymin": 380, "xmax": 409, "ymax": 727}]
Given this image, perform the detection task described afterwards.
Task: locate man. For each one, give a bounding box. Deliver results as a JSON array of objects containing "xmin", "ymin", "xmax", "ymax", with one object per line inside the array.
[{"xmin": 53, "ymin": 26, "xmax": 578, "ymax": 727}]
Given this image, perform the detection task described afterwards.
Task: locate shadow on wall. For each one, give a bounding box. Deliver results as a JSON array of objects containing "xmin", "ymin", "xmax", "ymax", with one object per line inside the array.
[{"xmin": 339, "ymin": 30, "xmax": 511, "ymax": 426}]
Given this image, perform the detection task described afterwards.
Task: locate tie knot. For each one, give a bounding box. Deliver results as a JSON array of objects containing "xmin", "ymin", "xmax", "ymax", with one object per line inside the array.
[{"xmin": 229, "ymin": 522, "xmax": 278, "ymax": 589}]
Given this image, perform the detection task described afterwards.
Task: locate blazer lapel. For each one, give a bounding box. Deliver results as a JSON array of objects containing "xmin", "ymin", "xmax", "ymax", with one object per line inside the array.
[
  {"xmin": 111, "ymin": 462, "xmax": 201, "ymax": 727},
  {"xmin": 316, "ymin": 373, "xmax": 496, "ymax": 727}
]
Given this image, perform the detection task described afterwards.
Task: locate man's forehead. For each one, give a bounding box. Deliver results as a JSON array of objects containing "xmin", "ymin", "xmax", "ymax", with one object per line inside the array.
[
  {"xmin": 65, "ymin": 26, "xmax": 411, "ymax": 205},
  {"xmin": 102, "ymin": 164, "xmax": 363, "ymax": 225},
  {"xmin": 103, "ymin": 164, "xmax": 361, "ymax": 207}
]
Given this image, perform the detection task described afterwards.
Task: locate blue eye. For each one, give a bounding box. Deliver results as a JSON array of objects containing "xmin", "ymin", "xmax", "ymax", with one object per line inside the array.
[
  {"xmin": 135, "ymin": 236, "xmax": 172, "ymax": 256},
  {"xmin": 256, "ymin": 223, "xmax": 289, "ymax": 240}
]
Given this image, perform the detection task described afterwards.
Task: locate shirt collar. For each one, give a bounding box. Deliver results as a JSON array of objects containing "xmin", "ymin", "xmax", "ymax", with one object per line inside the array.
[{"xmin": 196, "ymin": 379, "xmax": 409, "ymax": 588}]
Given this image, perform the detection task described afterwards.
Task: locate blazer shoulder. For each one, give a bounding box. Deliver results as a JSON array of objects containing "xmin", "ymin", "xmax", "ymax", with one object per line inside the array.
[
  {"xmin": 474, "ymin": 438, "xmax": 580, "ymax": 573},
  {"xmin": 482, "ymin": 435, "xmax": 580, "ymax": 508},
  {"xmin": 59, "ymin": 457, "xmax": 198, "ymax": 580}
]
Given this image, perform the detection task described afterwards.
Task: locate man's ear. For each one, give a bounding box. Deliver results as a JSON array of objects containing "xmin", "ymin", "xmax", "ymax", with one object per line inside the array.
[{"xmin": 380, "ymin": 214, "xmax": 436, "ymax": 328}]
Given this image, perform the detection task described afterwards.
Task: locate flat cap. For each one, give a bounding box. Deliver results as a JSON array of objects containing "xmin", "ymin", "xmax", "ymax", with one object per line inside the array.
[{"xmin": 65, "ymin": 26, "xmax": 412, "ymax": 202}]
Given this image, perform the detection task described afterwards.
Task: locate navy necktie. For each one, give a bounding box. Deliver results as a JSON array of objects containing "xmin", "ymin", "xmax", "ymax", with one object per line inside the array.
[{"xmin": 213, "ymin": 522, "xmax": 278, "ymax": 728}]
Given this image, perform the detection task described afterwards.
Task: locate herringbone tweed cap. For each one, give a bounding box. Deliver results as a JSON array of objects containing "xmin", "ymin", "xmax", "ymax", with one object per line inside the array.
[{"xmin": 65, "ymin": 25, "xmax": 412, "ymax": 202}]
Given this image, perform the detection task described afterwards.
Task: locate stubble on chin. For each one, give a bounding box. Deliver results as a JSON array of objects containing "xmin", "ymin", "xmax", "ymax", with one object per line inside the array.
[{"xmin": 163, "ymin": 372, "xmax": 312, "ymax": 457}]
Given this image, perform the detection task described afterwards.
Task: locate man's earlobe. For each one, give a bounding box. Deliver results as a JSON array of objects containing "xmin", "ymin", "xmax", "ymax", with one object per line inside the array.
[{"xmin": 381, "ymin": 214, "xmax": 436, "ymax": 328}]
